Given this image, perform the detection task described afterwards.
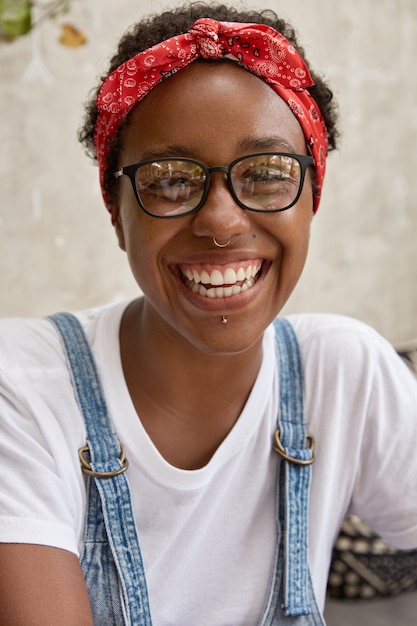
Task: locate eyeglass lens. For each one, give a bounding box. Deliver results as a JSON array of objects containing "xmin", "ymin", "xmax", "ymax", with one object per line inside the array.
[{"xmin": 134, "ymin": 154, "xmax": 303, "ymax": 216}]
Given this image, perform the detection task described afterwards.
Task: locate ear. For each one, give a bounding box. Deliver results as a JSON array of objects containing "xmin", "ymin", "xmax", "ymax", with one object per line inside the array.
[{"xmin": 111, "ymin": 206, "xmax": 126, "ymax": 251}]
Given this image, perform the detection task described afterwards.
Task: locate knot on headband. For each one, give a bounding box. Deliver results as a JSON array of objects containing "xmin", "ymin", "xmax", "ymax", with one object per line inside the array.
[
  {"xmin": 188, "ymin": 18, "xmax": 223, "ymax": 59},
  {"xmin": 95, "ymin": 18, "xmax": 328, "ymax": 212}
]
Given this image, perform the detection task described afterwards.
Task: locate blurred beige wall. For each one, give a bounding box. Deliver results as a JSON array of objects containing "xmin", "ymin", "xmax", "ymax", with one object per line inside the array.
[{"xmin": 0, "ymin": 0, "xmax": 416, "ymax": 343}]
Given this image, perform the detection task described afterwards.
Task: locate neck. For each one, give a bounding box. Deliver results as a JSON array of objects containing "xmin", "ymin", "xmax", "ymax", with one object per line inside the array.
[{"xmin": 119, "ymin": 298, "xmax": 264, "ymax": 469}]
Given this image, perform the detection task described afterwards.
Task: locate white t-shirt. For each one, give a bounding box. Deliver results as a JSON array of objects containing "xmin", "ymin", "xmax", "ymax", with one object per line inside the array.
[{"xmin": 0, "ymin": 300, "xmax": 416, "ymax": 625}]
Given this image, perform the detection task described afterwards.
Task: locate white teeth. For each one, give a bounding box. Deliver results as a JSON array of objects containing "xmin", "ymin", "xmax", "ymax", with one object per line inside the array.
[
  {"xmin": 245, "ymin": 265, "xmax": 253, "ymax": 280},
  {"xmin": 210, "ymin": 269, "xmax": 224, "ymax": 286},
  {"xmin": 182, "ymin": 262, "xmax": 262, "ymax": 298},
  {"xmin": 224, "ymin": 267, "xmax": 237, "ymax": 284},
  {"xmin": 192, "ymin": 275, "xmax": 259, "ymax": 298},
  {"xmin": 184, "ymin": 263, "xmax": 261, "ymax": 286}
]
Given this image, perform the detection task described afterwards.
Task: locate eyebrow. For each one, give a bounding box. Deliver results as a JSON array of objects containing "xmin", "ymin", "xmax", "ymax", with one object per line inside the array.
[
  {"xmin": 140, "ymin": 145, "xmax": 199, "ymax": 162},
  {"xmin": 236, "ymin": 136, "xmax": 296, "ymax": 154},
  {"xmin": 139, "ymin": 137, "xmax": 297, "ymax": 163}
]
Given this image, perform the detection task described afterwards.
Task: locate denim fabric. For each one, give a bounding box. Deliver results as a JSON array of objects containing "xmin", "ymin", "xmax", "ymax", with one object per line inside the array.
[
  {"xmin": 263, "ymin": 320, "xmax": 324, "ymax": 625},
  {"xmin": 80, "ymin": 478, "xmax": 125, "ymax": 625},
  {"xmin": 49, "ymin": 312, "xmax": 325, "ymax": 625},
  {"xmin": 49, "ymin": 313, "xmax": 152, "ymax": 626}
]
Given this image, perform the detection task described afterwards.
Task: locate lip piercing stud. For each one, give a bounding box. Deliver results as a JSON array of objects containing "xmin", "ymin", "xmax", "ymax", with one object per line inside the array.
[
  {"xmin": 221, "ymin": 316, "xmax": 228, "ymax": 324},
  {"xmin": 213, "ymin": 236, "xmax": 231, "ymax": 248}
]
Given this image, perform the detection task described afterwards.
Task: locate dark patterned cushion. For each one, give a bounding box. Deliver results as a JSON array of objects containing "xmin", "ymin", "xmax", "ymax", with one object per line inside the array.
[{"xmin": 328, "ymin": 516, "xmax": 417, "ymax": 600}]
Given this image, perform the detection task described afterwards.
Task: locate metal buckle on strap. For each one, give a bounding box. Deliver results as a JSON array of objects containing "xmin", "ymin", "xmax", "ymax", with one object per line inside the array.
[
  {"xmin": 78, "ymin": 443, "xmax": 129, "ymax": 478},
  {"xmin": 273, "ymin": 430, "xmax": 315, "ymax": 466}
]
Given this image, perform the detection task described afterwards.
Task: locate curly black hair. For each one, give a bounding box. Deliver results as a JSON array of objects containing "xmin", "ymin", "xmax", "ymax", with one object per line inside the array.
[{"xmin": 78, "ymin": 2, "xmax": 339, "ymax": 207}]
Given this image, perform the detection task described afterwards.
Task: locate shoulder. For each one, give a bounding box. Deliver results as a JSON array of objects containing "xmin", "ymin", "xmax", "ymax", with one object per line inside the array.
[
  {"xmin": 0, "ymin": 316, "xmax": 61, "ymax": 380},
  {"xmin": 282, "ymin": 312, "xmax": 398, "ymax": 368},
  {"xmin": 0, "ymin": 300, "xmax": 129, "ymax": 384},
  {"xmin": 273, "ymin": 312, "xmax": 416, "ymax": 405},
  {"xmin": 284, "ymin": 312, "xmax": 385, "ymax": 344},
  {"xmin": 275, "ymin": 314, "xmax": 417, "ymax": 437}
]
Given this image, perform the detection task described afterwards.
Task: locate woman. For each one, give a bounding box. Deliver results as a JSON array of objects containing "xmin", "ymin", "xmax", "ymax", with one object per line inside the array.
[{"xmin": 0, "ymin": 3, "xmax": 416, "ymax": 625}]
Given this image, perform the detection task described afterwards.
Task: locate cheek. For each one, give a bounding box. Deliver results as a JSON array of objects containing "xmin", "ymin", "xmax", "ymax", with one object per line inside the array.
[
  {"xmin": 114, "ymin": 203, "xmax": 151, "ymax": 275},
  {"xmin": 281, "ymin": 220, "xmax": 311, "ymax": 275},
  {"xmin": 291, "ymin": 221, "xmax": 311, "ymax": 274},
  {"xmin": 270, "ymin": 200, "xmax": 313, "ymax": 292},
  {"xmin": 123, "ymin": 221, "xmax": 156, "ymax": 267},
  {"xmin": 114, "ymin": 214, "xmax": 126, "ymax": 250},
  {"xmin": 123, "ymin": 227, "xmax": 164, "ymax": 300},
  {"xmin": 116, "ymin": 205, "xmax": 181, "ymax": 296}
]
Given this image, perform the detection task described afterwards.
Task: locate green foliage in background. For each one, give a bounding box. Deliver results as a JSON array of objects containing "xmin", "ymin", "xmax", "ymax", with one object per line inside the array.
[{"xmin": 0, "ymin": 0, "xmax": 71, "ymax": 40}]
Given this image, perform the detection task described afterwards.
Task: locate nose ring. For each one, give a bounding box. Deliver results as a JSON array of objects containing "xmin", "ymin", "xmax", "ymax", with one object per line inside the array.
[{"xmin": 213, "ymin": 236, "xmax": 231, "ymax": 248}]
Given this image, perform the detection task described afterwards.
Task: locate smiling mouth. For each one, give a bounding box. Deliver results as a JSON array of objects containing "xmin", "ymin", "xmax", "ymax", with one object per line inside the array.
[{"xmin": 179, "ymin": 261, "xmax": 263, "ymax": 299}]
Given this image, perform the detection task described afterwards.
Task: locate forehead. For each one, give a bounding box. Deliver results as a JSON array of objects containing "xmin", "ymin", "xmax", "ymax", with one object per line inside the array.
[{"xmin": 120, "ymin": 61, "xmax": 307, "ymax": 161}]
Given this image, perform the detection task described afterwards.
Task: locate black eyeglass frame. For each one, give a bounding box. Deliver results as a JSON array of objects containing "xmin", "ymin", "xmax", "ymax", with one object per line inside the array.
[{"xmin": 113, "ymin": 152, "xmax": 314, "ymax": 218}]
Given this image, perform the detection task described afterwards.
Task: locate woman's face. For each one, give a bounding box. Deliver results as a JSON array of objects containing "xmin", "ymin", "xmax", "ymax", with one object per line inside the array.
[{"xmin": 114, "ymin": 61, "xmax": 314, "ymax": 355}]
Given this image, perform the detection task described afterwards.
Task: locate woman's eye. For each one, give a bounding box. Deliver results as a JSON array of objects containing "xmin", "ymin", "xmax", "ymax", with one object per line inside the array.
[
  {"xmin": 242, "ymin": 168, "xmax": 294, "ymax": 190},
  {"xmin": 146, "ymin": 175, "xmax": 200, "ymax": 202},
  {"xmin": 166, "ymin": 176, "xmax": 191, "ymax": 189},
  {"xmin": 252, "ymin": 168, "xmax": 288, "ymax": 182}
]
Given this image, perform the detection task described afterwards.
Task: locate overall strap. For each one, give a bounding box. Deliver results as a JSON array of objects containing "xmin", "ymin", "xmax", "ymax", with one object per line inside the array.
[
  {"xmin": 273, "ymin": 318, "xmax": 315, "ymax": 617},
  {"xmin": 48, "ymin": 312, "xmax": 153, "ymax": 626}
]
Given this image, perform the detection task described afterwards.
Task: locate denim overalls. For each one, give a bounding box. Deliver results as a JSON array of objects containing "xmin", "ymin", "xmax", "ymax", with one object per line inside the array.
[{"xmin": 49, "ymin": 312, "xmax": 325, "ymax": 626}]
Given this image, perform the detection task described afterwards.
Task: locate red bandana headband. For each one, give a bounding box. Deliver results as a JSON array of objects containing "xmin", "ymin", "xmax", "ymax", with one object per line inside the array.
[{"xmin": 95, "ymin": 18, "xmax": 328, "ymax": 213}]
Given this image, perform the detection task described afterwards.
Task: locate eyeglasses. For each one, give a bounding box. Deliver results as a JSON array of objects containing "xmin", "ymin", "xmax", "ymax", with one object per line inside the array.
[{"xmin": 113, "ymin": 152, "xmax": 313, "ymax": 218}]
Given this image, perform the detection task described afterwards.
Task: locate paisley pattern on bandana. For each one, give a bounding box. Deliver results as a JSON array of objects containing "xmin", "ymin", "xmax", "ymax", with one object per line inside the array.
[{"xmin": 95, "ymin": 18, "xmax": 328, "ymax": 212}]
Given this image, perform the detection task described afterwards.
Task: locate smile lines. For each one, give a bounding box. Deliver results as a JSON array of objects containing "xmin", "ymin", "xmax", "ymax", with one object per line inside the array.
[{"xmin": 180, "ymin": 262, "xmax": 262, "ymax": 299}]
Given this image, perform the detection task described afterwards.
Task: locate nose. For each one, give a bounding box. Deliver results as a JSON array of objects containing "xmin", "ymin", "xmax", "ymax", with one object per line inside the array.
[{"xmin": 191, "ymin": 168, "xmax": 251, "ymax": 242}]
